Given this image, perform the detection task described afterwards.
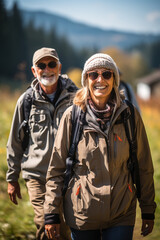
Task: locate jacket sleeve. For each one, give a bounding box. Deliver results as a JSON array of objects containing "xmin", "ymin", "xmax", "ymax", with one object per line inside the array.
[
  {"xmin": 44, "ymin": 106, "xmax": 72, "ymax": 223},
  {"xmin": 135, "ymin": 108, "xmax": 156, "ymax": 218},
  {"xmin": 6, "ymin": 93, "xmax": 25, "ymax": 182}
]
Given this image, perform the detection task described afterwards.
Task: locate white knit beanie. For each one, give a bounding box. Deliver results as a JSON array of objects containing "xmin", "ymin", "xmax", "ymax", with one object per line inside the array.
[{"xmin": 81, "ymin": 53, "xmax": 120, "ymax": 87}]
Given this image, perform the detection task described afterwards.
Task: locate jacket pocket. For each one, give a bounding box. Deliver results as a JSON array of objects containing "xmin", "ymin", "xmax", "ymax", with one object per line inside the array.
[
  {"xmin": 69, "ymin": 176, "xmax": 102, "ymax": 220},
  {"xmin": 29, "ymin": 109, "xmax": 50, "ymax": 144}
]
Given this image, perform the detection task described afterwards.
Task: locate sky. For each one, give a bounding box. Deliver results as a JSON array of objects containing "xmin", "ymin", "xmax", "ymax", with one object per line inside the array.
[{"xmin": 5, "ymin": 0, "xmax": 160, "ymax": 34}]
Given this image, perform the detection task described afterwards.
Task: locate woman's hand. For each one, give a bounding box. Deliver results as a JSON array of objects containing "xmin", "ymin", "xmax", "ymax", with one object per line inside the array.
[{"xmin": 45, "ymin": 224, "xmax": 60, "ymax": 239}]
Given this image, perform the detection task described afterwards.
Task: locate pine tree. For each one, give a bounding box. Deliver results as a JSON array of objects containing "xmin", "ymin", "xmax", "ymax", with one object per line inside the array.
[
  {"xmin": 0, "ymin": 0, "xmax": 10, "ymax": 76},
  {"xmin": 8, "ymin": 2, "xmax": 28, "ymax": 79}
]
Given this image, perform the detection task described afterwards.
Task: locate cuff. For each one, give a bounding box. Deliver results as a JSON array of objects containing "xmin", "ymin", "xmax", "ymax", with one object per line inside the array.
[
  {"xmin": 45, "ymin": 213, "xmax": 60, "ymax": 225},
  {"xmin": 142, "ymin": 213, "xmax": 155, "ymax": 220}
]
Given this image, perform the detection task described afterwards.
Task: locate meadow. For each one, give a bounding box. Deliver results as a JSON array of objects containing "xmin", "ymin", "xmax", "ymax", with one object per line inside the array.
[{"xmin": 0, "ymin": 88, "xmax": 159, "ymax": 240}]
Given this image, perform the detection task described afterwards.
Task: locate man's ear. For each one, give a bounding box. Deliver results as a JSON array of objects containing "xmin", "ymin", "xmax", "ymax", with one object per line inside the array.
[{"xmin": 31, "ymin": 66, "xmax": 37, "ymax": 78}]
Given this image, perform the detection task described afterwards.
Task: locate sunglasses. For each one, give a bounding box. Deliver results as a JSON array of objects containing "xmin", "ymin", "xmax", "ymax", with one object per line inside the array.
[
  {"xmin": 36, "ymin": 61, "xmax": 57, "ymax": 70},
  {"xmin": 87, "ymin": 70, "xmax": 113, "ymax": 81}
]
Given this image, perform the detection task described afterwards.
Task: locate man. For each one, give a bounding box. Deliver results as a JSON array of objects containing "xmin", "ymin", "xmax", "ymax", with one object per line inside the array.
[{"xmin": 6, "ymin": 47, "xmax": 77, "ymax": 240}]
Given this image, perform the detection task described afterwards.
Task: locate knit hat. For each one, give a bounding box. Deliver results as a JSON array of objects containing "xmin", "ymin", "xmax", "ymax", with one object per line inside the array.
[
  {"xmin": 81, "ymin": 53, "xmax": 119, "ymax": 87},
  {"xmin": 33, "ymin": 47, "xmax": 59, "ymax": 65}
]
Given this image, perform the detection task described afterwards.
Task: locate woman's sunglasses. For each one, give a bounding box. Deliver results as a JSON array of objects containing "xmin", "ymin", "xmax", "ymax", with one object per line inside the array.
[
  {"xmin": 87, "ymin": 70, "xmax": 113, "ymax": 81},
  {"xmin": 36, "ymin": 61, "xmax": 57, "ymax": 70}
]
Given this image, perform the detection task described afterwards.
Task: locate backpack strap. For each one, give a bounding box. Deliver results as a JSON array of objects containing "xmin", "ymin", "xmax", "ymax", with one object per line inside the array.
[
  {"xmin": 18, "ymin": 87, "xmax": 34, "ymax": 151},
  {"xmin": 62, "ymin": 105, "xmax": 85, "ymax": 196},
  {"xmin": 120, "ymin": 80, "xmax": 132, "ymax": 102},
  {"xmin": 123, "ymin": 100, "xmax": 141, "ymax": 199}
]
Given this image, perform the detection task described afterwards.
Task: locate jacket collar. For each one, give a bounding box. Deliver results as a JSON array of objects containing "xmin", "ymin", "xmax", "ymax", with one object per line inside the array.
[{"xmin": 31, "ymin": 75, "xmax": 78, "ymax": 105}]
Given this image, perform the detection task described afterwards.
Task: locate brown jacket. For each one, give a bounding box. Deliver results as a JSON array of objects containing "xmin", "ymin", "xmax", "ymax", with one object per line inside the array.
[{"xmin": 44, "ymin": 102, "xmax": 156, "ymax": 230}]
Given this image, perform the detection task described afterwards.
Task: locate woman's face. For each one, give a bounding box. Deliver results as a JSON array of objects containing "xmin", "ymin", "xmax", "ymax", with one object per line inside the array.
[{"xmin": 87, "ymin": 68, "xmax": 114, "ymax": 109}]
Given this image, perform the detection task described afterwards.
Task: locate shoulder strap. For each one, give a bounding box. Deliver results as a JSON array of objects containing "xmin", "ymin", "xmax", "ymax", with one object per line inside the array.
[
  {"xmin": 123, "ymin": 100, "xmax": 141, "ymax": 199},
  {"xmin": 62, "ymin": 105, "xmax": 85, "ymax": 196},
  {"xmin": 18, "ymin": 86, "xmax": 34, "ymax": 151},
  {"xmin": 23, "ymin": 87, "xmax": 33, "ymax": 122},
  {"xmin": 68, "ymin": 105, "xmax": 85, "ymax": 158},
  {"xmin": 120, "ymin": 80, "xmax": 132, "ymax": 102}
]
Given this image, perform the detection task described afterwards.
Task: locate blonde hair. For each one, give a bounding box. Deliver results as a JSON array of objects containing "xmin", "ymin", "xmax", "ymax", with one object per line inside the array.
[{"xmin": 73, "ymin": 87, "xmax": 88, "ymax": 111}]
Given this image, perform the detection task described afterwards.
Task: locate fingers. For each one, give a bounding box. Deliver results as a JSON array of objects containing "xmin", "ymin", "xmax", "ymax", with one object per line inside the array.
[
  {"xmin": 8, "ymin": 184, "xmax": 18, "ymax": 205},
  {"xmin": 45, "ymin": 224, "xmax": 60, "ymax": 239},
  {"xmin": 141, "ymin": 219, "xmax": 154, "ymax": 236},
  {"xmin": 17, "ymin": 189, "xmax": 22, "ymax": 200},
  {"xmin": 9, "ymin": 192, "xmax": 18, "ymax": 205},
  {"xmin": 7, "ymin": 182, "xmax": 22, "ymax": 205}
]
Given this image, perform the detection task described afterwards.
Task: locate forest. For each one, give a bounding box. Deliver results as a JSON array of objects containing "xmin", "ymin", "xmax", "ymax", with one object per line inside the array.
[
  {"xmin": 0, "ymin": 0, "xmax": 95, "ymax": 84},
  {"xmin": 0, "ymin": 0, "xmax": 160, "ymax": 89}
]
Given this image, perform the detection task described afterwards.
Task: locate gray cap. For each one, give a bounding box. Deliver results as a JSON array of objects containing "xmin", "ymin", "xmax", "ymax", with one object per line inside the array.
[
  {"xmin": 81, "ymin": 53, "xmax": 119, "ymax": 87},
  {"xmin": 32, "ymin": 47, "xmax": 59, "ymax": 65}
]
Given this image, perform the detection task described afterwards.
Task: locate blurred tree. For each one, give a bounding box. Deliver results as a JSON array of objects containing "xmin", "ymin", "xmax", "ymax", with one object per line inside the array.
[
  {"xmin": 0, "ymin": 0, "xmax": 10, "ymax": 76},
  {"xmin": 149, "ymin": 41, "xmax": 160, "ymax": 69},
  {"xmin": 128, "ymin": 40, "xmax": 160, "ymax": 71},
  {"xmin": 8, "ymin": 2, "xmax": 28, "ymax": 79},
  {"xmin": 102, "ymin": 47, "xmax": 148, "ymax": 87},
  {"xmin": 0, "ymin": 1, "xmax": 96, "ymax": 85},
  {"xmin": 67, "ymin": 68, "xmax": 82, "ymax": 88},
  {"xmin": 56, "ymin": 35, "xmax": 78, "ymax": 73},
  {"xmin": 25, "ymin": 21, "xmax": 49, "ymax": 79}
]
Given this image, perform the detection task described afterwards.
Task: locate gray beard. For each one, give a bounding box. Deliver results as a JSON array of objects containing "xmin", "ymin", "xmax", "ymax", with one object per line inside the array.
[{"xmin": 38, "ymin": 75, "xmax": 57, "ymax": 86}]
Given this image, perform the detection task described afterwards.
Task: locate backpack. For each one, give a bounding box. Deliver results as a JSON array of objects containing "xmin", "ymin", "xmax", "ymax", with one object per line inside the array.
[
  {"xmin": 18, "ymin": 87, "xmax": 34, "ymax": 151},
  {"xmin": 62, "ymin": 101, "xmax": 141, "ymax": 199}
]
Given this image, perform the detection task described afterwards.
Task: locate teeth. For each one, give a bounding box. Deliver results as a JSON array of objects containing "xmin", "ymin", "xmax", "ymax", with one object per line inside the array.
[
  {"xmin": 94, "ymin": 86, "xmax": 107, "ymax": 89},
  {"xmin": 42, "ymin": 75, "xmax": 54, "ymax": 78}
]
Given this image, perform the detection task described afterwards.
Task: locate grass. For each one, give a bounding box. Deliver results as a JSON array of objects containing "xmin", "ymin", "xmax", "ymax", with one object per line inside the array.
[
  {"xmin": 0, "ymin": 89, "xmax": 36, "ymax": 239},
  {"xmin": 0, "ymin": 89, "xmax": 159, "ymax": 239}
]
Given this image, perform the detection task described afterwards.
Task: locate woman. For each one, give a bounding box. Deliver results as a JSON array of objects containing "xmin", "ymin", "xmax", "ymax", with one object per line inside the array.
[{"xmin": 44, "ymin": 53, "xmax": 156, "ymax": 240}]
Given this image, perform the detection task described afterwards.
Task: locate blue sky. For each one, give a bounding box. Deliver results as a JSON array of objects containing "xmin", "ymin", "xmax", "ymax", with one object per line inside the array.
[{"xmin": 5, "ymin": 0, "xmax": 160, "ymax": 34}]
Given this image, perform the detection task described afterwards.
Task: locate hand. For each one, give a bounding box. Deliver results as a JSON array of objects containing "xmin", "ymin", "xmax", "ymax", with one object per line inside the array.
[
  {"xmin": 45, "ymin": 224, "xmax": 60, "ymax": 239},
  {"xmin": 141, "ymin": 219, "xmax": 154, "ymax": 237},
  {"xmin": 7, "ymin": 181, "xmax": 22, "ymax": 205}
]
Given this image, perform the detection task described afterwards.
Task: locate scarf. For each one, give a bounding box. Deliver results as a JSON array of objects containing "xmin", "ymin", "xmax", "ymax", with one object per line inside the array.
[{"xmin": 88, "ymin": 96, "xmax": 115, "ymax": 131}]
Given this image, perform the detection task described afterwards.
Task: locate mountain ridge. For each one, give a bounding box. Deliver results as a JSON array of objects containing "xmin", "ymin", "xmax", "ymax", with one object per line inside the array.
[{"xmin": 21, "ymin": 9, "xmax": 160, "ymax": 49}]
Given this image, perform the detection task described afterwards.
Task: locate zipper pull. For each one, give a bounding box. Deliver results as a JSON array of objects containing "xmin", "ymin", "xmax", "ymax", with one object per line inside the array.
[
  {"xmin": 114, "ymin": 134, "xmax": 122, "ymax": 142},
  {"xmin": 76, "ymin": 184, "xmax": 81, "ymax": 196},
  {"xmin": 128, "ymin": 184, "xmax": 132, "ymax": 193}
]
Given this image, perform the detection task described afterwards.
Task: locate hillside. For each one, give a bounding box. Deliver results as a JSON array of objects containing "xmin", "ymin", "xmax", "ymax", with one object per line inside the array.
[{"xmin": 21, "ymin": 9, "xmax": 160, "ymax": 50}]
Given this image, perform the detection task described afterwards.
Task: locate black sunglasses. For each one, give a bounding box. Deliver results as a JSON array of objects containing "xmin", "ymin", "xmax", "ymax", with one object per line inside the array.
[
  {"xmin": 36, "ymin": 61, "xmax": 57, "ymax": 70},
  {"xmin": 88, "ymin": 70, "xmax": 113, "ymax": 81}
]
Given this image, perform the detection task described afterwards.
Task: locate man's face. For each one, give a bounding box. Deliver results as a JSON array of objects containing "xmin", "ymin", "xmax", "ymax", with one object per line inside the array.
[{"xmin": 31, "ymin": 56, "xmax": 61, "ymax": 87}]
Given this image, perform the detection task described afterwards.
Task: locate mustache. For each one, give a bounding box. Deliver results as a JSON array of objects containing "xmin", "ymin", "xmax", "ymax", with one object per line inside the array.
[{"xmin": 42, "ymin": 73, "xmax": 55, "ymax": 78}]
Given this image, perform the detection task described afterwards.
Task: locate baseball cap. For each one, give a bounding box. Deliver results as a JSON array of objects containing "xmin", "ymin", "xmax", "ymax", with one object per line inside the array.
[{"xmin": 33, "ymin": 47, "xmax": 59, "ymax": 65}]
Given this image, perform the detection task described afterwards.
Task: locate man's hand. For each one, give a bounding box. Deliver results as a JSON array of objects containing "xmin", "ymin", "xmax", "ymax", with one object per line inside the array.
[
  {"xmin": 45, "ymin": 224, "xmax": 60, "ymax": 239},
  {"xmin": 7, "ymin": 181, "xmax": 22, "ymax": 205},
  {"xmin": 141, "ymin": 219, "xmax": 154, "ymax": 237}
]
